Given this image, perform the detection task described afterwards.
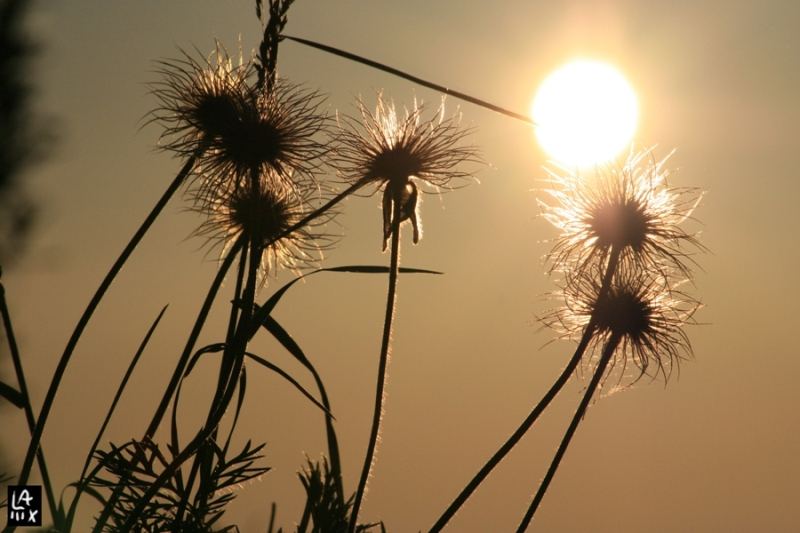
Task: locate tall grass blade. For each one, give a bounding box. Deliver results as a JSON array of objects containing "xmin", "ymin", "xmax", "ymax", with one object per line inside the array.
[
  {"xmin": 68, "ymin": 305, "xmax": 168, "ymax": 525},
  {"xmin": 259, "ymin": 314, "xmax": 345, "ymax": 499},
  {"xmin": 95, "ymin": 237, "xmax": 243, "ymax": 533},
  {"xmin": 222, "ymin": 365, "xmax": 248, "ymax": 455},
  {"xmin": 248, "ymin": 265, "xmax": 442, "ymax": 341},
  {"xmin": 2, "ymin": 274, "xmax": 57, "ymax": 519},
  {"xmin": 16, "ymin": 150, "xmax": 203, "ymax": 493},
  {"xmin": 0, "ymin": 382, "xmax": 23, "ymax": 408},
  {"xmin": 283, "ymin": 35, "xmax": 534, "ymax": 125},
  {"xmin": 244, "ymin": 351, "xmax": 330, "ymax": 417}
]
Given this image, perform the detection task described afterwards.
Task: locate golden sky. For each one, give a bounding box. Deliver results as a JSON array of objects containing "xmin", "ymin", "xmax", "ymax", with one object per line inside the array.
[{"xmin": 3, "ymin": 1, "xmax": 799, "ymax": 531}]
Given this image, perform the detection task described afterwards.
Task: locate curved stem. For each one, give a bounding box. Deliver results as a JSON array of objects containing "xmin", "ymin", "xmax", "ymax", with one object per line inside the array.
[
  {"xmin": 349, "ymin": 197, "xmax": 403, "ymax": 533},
  {"xmin": 516, "ymin": 333, "xmax": 621, "ymax": 531},
  {"xmin": 428, "ymin": 247, "xmax": 621, "ymax": 532},
  {"xmin": 15, "ymin": 149, "xmax": 202, "ymax": 492},
  {"xmin": 281, "ymin": 180, "xmax": 365, "ymax": 243}
]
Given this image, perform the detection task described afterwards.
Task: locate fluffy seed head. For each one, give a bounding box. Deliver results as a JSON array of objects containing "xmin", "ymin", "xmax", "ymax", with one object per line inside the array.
[
  {"xmin": 540, "ymin": 149, "xmax": 704, "ymax": 280},
  {"xmin": 192, "ymin": 173, "xmax": 331, "ymax": 282},
  {"xmin": 543, "ymin": 267, "xmax": 698, "ymax": 386},
  {"xmin": 149, "ymin": 43, "xmax": 331, "ymax": 200},
  {"xmin": 149, "ymin": 43, "xmax": 252, "ymax": 158},
  {"xmin": 336, "ymin": 94, "xmax": 478, "ymax": 191},
  {"xmin": 198, "ymin": 79, "xmax": 331, "ymax": 196},
  {"xmin": 336, "ymin": 94, "xmax": 479, "ymax": 247}
]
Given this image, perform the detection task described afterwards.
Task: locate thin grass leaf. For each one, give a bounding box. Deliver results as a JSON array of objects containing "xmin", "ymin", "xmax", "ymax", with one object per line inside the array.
[
  {"xmin": 244, "ymin": 351, "xmax": 330, "ymax": 417},
  {"xmin": 283, "ymin": 34, "xmax": 534, "ymax": 125},
  {"xmin": 2, "ymin": 276, "xmax": 58, "ymax": 518},
  {"xmin": 267, "ymin": 502, "xmax": 280, "ymax": 533},
  {"xmin": 63, "ymin": 481, "xmax": 108, "ymax": 531},
  {"xmin": 259, "ymin": 314, "xmax": 312, "ymax": 367},
  {"xmin": 16, "ymin": 149, "xmax": 204, "ymax": 492},
  {"xmin": 177, "ymin": 339, "xmax": 329, "ymax": 417},
  {"xmin": 222, "ymin": 365, "xmax": 248, "ymax": 455},
  {"xmin": 68, "ymin": 305, "xmax": 168, "ymax": 527},
  {"xmin": 185, "ymin": 343, "xmax": 226, "ymax": 376},
  {"xmin": 255, "ymin": 311, "xmax": 345, "ymax": 500},
  {"xmin": 0, "ymin": 381, "xmax": 23, "ymax": 408},
  {"xmin": 326, "ymin": 265, "xmax": 443, "ymax": 275},
  {"xmin": 247, "ymin": 265, "xmax": 443, "ymax": 341}
]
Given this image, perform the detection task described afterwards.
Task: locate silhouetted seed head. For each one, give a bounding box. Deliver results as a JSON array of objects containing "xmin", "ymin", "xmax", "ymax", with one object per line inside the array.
[
  {"xmin": 150, "ymin": 43, "xmax": 331, "ymax": 200},
  {"xmin": 540, "ymin": 149, "xmax": 704, "ymax": 280},
  {"xmin": 193, "ymin": 173, "xmax": 331, "ymax": 282},
  {"xmin": 149, "ymin": 43, "xmax": 252, "ymax": 159},
  {"xmin": 543, "ymin": 267, "xmax": 698, "ymax": 386},
  {"xmin": 336, "ymin": 94, "xmax": 479, "ymax": 248},
  {"xmin": 199, "ymin": 79, "xmax": 331, "ymax": 197}
]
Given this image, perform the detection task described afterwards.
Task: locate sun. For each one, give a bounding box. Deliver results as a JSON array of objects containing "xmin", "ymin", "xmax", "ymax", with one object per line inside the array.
[{"xmin": 531, "ymin": 59, "xmax": 638, "ymax": 168}]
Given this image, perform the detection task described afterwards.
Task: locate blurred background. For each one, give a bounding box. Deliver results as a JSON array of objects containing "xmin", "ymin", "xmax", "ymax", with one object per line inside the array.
[{"xmin": 2, "ymin": 1, "xmax": 799, "ymax": 531}]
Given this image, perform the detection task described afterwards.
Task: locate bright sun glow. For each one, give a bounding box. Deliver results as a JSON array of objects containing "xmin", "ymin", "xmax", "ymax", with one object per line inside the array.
[{"xmin": 532, "ymin": 59, "xmax": 638, "ymax": 167}]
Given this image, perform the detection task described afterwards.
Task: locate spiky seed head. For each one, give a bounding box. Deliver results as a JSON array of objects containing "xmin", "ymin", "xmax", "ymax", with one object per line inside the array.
[
  {"xmin": 149, "ymin": 42, "xmax": 252, "ymax": 158},
  {"xmin": 199, "ymin": 79, "xmax": 332, "ymax": 197},
  {"xmin": 336, "ymin": 94, "xmax": 479, "ymax": 247},
  {"xmin": 192, "ymin": 173, "xmax": 331, "ymax": 283},
  {"xmin": 543, "ymin": 267, "xmax": 698, "ymax": 386},
  {"xmin": 149, "ymin": 44, "xmax": 332, "ymax": 201},
  {"xmin": 540, "ymin": 149, "xmax": 704, "ymax": 281}
]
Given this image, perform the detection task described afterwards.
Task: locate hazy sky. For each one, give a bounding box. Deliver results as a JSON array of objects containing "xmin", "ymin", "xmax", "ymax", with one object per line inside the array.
[{"xmin": 3, "ymin": 1, "xmax": 799, "ymax": 531}]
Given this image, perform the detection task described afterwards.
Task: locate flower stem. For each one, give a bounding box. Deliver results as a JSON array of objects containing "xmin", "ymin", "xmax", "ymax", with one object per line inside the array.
[
  {"xmin": 428, "ymin": 247, "xmax": 621, "ymax": 532},
  {"xmin": 516, "ymin": 332, "xmax": 622, "ymax": 532},
  {"xmin": 14, "ymin": 148, "xmax": 203, "ymax": 494},
  {"xmin": 281, "ymin": 180, "xmax": 365, "ymax": 242},
  {"xmin": 349, "ymin": 195, "xmax": 403, "ymax": 533}
]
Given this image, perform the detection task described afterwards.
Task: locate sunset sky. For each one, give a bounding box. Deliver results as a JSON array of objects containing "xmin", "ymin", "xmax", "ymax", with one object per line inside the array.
[{"xmin": 3, "ymin": 1, "xmax": 799, "ymax": 531}]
